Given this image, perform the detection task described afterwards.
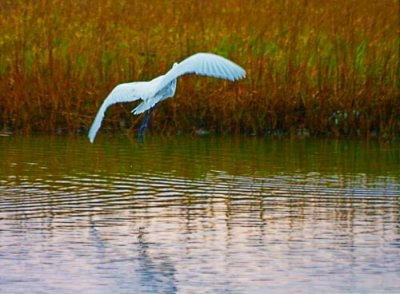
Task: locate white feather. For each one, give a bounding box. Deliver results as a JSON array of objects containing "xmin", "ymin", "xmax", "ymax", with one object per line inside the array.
[
  {"xmin": 88, "ymin": 52, "xmax": 246, "ymax": 142},
  {"xmin": 88, "ymin": 83, "xmax": 143, "ymax": 143}
]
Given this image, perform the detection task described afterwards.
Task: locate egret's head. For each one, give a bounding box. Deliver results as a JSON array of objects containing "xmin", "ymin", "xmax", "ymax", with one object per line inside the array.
[{"xmin": 173, "ymin": 62, "xmax": 178, "ymax": 68}]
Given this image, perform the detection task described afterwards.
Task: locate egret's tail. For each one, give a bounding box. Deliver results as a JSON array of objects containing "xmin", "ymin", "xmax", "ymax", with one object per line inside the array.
[{"xmin": 132, "ymin": 100, "xmax": 157, "ymax": 115}]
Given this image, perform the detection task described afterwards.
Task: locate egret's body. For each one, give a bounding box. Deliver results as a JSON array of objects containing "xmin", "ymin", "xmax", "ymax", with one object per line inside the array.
[{"xmin": 88, "ymin": 52, "xmax": 246, "ymax": 143}]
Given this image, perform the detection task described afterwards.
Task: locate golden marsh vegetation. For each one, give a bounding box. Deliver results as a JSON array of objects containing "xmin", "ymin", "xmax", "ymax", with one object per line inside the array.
[{"xmin": 0, "ymin": 0, "xmax": 399, "ymax": 138}]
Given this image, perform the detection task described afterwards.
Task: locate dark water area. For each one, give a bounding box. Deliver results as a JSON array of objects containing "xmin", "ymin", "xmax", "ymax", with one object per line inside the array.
[{"xmin": 0, "ymin": 136, "xmax": 399, "ymax": 293}]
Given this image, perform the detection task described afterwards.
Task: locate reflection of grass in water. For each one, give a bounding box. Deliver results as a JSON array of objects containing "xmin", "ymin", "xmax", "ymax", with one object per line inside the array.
[
  {"xmin": 0, "ymin": 0, "xmax": 398, "ymax": 139},
  {"xmin": 1, "ymin": 136, "xmax": 399, "ymax": 181}
]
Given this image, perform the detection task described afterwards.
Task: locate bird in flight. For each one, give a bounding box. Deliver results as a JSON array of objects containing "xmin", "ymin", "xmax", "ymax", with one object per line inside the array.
[{"xmin": 88, "ymin": 52, "xmax": 246, "ymax": 143}]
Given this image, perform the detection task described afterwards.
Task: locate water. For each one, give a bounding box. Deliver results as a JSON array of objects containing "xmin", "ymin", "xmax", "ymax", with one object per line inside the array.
[{"xmin": 0, "ymin": 135, "xmax": 399, "ymax": 293}]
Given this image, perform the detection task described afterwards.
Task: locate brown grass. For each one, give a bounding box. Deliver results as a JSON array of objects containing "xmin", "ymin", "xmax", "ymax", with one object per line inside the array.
[{"xmin": 0, "ymin": 0, "xmax": 399, "ymax": 138}]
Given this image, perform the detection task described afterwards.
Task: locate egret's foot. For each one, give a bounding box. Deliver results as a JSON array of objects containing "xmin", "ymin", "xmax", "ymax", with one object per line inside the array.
[
  {"xmin": 138, "ymin": 121, "xmax": 148, "ymax": 139},
  {"xmin": 138, "ymin": 132, "xmax": 145, "ymax": 144},
  {"xmin": 137, "ymin": 107, "xmax": 154, "ymax": 141}
]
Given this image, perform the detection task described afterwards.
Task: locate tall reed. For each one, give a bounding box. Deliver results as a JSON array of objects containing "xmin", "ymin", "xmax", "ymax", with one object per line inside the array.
[{"xmin": 0, "ymin": 0, "xmax": 398, "ymax": 138}]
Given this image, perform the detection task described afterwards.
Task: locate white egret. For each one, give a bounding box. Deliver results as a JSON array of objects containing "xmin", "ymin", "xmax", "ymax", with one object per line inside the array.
[{"xmin": 88, "ymin": 52, "xmax": 246, "ymax": 142}]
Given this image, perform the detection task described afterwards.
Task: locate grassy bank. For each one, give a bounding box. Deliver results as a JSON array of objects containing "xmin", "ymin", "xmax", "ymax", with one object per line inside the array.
[{"xmin": 0, "ymin": 0, "xmax": 399, "ymax": 138}]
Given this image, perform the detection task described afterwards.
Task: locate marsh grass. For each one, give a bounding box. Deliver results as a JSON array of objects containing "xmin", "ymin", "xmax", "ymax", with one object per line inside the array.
[{"xmin": 0, "ymin": 0, "xmax": 399, "ymax": 138}]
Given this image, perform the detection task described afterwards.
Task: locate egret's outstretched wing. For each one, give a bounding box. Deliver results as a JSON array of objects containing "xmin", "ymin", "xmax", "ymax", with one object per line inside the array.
[
  {"xmin": 157, "ymin": 53, "xmax": 246, "ymax": 91},
  {"xmin": 88, "ymin": 82, "xmax": 143, "ymax": 143}
]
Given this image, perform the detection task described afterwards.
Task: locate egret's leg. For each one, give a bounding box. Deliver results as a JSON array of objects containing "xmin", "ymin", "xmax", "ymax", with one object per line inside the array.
[{"xmin": 138, "ymin": 107, "xmax": 155, "ymax": 139}]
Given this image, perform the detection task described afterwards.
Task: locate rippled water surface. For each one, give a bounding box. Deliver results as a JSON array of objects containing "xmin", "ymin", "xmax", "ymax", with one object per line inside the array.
[{"xmin": 1, "ymin": 136, "xmax": 399, "ymax": 293}]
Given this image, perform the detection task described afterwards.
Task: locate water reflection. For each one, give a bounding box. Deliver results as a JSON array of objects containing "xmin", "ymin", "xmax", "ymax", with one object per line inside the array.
[{"xmin": 0, "ymin": 136, "xmax": 399, "ymax": 293}]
